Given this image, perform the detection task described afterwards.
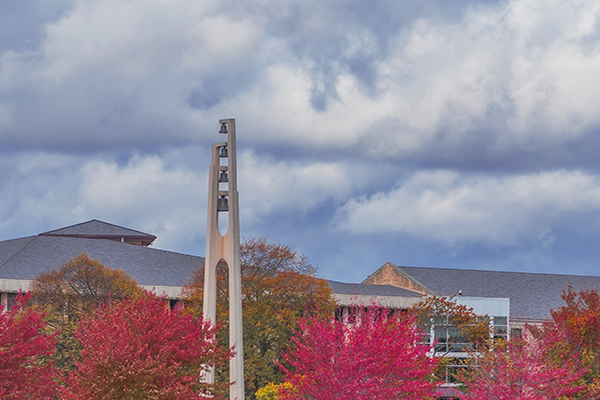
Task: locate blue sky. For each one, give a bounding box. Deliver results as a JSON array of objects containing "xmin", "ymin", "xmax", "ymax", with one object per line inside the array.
[{"xmin": 2, "ymin": 0, "xmax": 600, "ymax": 283}]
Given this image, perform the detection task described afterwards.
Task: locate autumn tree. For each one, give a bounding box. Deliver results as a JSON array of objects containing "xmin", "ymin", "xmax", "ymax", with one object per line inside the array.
[
  {"xmin": 60, "ymin": 293, "xmax": 231, "ymax": 400},
  {"xmin": 412, "ymin": 295, "xmax": 491, "ymax": 383},
  {"xmin": 183, "ymin": 237, "xmax": 335, "ymax": 399},
  {"xmin": 0, "ymin": 292, "xmax": 57, "ymax": 399},
  {"xmin": 29, "ymin": 252, "xmax": 144, "ymax": 368},
  {"xmin": 279, "ymin": 307, "xmax": 439, "ymax": 399},
  {"xmin": 255, "ymin": 382, "xmax": 295, "ymax": 400},
  {"xmin": 459, "ymin": 338, "xmax": 586, "ymax": 400},
  {"xmin": 530, "ymin": 286, "xmax": 600, "ymax": 398}
]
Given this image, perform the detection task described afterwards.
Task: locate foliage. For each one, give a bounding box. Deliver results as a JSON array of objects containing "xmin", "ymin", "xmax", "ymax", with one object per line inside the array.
[
  {"xmin": 0, "ymin": 292, "xmax": 57, "ymax": 399},
  {"xmin": 255, "ymin": 382, "xmax": 295, "ymax": 400},
  {"xmin": 183, "ymin": 237, "xmax": 335, "ymax": 399},
  {"xmin": 29, "ymin": 253, "xmax": 144, "ymax": 368},
  {"xmin": 530, "ymin": 286, "xmax": 600, "ymax": 398},
  {"xmin": 280, "ymin": 307, "xmax": 439, "ymax": 400},
  {"xmin": 412, "ymin": 295, "xmax": 490, "ymax": 382},
  {"xmin": 60, "ymin": 293, "xmax": 231, "ymax": 400},
  {"xmin": 413, "ymin": 295, "xmax": 491, "ymax": 353},
  {"xmin": 459, "ymin": 338, "xmax": 586, "ymax": 400}
]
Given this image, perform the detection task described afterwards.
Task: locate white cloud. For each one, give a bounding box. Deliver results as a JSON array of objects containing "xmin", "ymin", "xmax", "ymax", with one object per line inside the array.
[
  {"xmin": 335, "ymin": 169, "xmax": 600, "ymax": 245},
  {"xmin": 0, "ymin": 150, "xmax": 209, "ymax": 255},
  {"xmin": 195, "ymin": 0, "xmax": 600, "ymax": 162},
  {"xmin": 80, "ymin": 156, "xmax": 199, "ymax": 210},
  {"xmin": 0, "ymin": 0, "xmax": 266, "ymax": 149},
  {"xmin": 78, "ymin": 153, "xmax": 207, "ymax": 252},
  {"xmin": 238, "ymin": 151, "xmax": 360, "ymax": 223},
  {"xmin": 2, "ymin": 0, "xmax": 600, "ymax": 161},
  {"xmin": 0, "ymin": 152, "xmax": 88, "ymax": 237}
]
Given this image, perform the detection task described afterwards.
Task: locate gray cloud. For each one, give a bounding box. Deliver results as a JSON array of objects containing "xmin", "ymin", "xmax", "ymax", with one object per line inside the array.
[{"xmin": 0, "ymin": 0, "xmax": 73, "ymax": 52}]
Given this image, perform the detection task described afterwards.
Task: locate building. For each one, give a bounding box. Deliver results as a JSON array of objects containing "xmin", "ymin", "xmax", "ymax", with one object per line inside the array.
[
  {"xmin": 362, "ymin": 261, "xmax": 600, "ymax": 329},
  {"xmin": 0, "ymin": 219, "xmax": 203, "ymax": 308},
  {"xmin": 3, "ymin": 220, "xmax": 600, "ymax": 329},
  {"xmin": 4, "ymin": 219, "xmax": 595, "ymax": 399}
]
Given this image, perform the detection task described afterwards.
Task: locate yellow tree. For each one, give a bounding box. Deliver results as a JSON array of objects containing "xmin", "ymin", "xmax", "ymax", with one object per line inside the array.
[
  {"xmin": 183, "ymin": 237, "xmax": 335, "ymax": 399},
  {"xmin": 29, "ymin": 253, "xmax": 143, "ymax": 369}
]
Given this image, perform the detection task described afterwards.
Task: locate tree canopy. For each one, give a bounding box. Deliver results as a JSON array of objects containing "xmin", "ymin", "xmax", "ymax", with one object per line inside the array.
[
  {"xmin": 459, "ymin": 338, "xmax": 585, "ymax": 400},
  {"xmin": 0, "ymin": 293, "xmax": 57, "ymax": 399},
  {"xmin": 530, "ymin": 286, "xmax": 600, "ymax": 398},
  {"xmin": 29, "ymin": 253, "xmax": 144, "ymax": 368},
  {"xmin": 60, "ymin": 294, "xmax": 231, "ymax": 400},
  {"xmin": 280, "ymin": 307, "xmax": 439, "ymax": 399},
  {"xmin": 412, "ymin": 295, "xmax": 490, "ymax": 383}
]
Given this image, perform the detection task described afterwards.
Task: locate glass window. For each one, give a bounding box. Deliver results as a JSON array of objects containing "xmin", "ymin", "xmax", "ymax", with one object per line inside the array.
[
  {"xmin": 6, "ymin": 293, "xmax": 17, "ymax": 311},
  {"xmin": 446, "ymin": 357, "xmax": 470, "ymax": 383},
  {"xmin": 492, "ymin": 316, "xmax": 508, "ymax": 341},
  {"xmin": 334, "ymin": 307, "xmax": 344, "ymax": 322}
]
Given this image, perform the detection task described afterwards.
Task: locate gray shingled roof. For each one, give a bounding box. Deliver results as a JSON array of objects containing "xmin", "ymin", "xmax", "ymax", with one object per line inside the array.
[
  {"xmin": 398, "ymin": 265, "xmax": 600, "ymax": 321},
  {"xmin": 327, "ymin": 280, "xmax": 423, "ymax": 298},
  {"xmin": 0, "ymin": 222, "xmax": 202, "ymax": 287},
  {"xmin": 40, "ymin": 220, "xmax": 156, "ymax": 244}
]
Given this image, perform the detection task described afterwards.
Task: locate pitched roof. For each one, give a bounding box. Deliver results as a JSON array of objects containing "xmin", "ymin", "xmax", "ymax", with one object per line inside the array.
[
  {"xmin": 40, "ymin": 220, "xmax": 157, "ymax": 246},
  {"xmin": 0, "ymin": 221, "xmax": 202, "ymax": 289},
  {"xmin": 327, "ymin": 280, "xmax": 423, "ymax": 298},
  {"xmin": 395, "ymin": 264, "xmax": 600, "ymax": 321}
]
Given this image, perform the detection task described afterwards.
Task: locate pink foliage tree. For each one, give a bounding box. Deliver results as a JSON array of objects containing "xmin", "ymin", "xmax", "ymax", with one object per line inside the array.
[
  {"xmin": 460, "ymin": 338, "xmax": 586, "ymax": 400},
  {"xmin": 60, "ymin": 293, "xmax": 231, "ymax": 400},
  {"xmin": 280, "ymin": 307, "xmax": 439, "ymax": 400},
  {"xmin": 0, "ymin": 293, "xmax": 57, "ymax": 399}
]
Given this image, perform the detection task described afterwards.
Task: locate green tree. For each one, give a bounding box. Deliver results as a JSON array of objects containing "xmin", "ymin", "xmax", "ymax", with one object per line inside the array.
[
  {"xmin": 183, "ymin": 237, "xmax": 335, "ymax": 399},
  {"xmin": 29, "ymin": 253, "xmax": 144, "ymax": 369}
]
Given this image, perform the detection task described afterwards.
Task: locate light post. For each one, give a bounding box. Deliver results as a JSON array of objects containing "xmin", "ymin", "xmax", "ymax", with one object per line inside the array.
[{"xmin": 203, "ymin": 118, "xmax": 244, "ymax": 400}]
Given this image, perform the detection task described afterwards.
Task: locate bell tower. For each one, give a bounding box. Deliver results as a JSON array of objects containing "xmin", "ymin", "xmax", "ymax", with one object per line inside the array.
[{"xmin": 203, "ymin": 118, "xmax": 244, "ymax": 399}]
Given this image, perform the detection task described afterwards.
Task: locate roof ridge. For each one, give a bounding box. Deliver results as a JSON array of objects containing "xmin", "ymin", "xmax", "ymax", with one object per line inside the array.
[
  {"xmin": 41, "ymin": 219, "xmax": 154, "ymax": 236},
  {"xmin": 399, "ymin": 265, "xmax": 599, "ymax": 279},
  {"xmin": 40, "ymin": 219, "xmax": 97, "ymax": 235}
]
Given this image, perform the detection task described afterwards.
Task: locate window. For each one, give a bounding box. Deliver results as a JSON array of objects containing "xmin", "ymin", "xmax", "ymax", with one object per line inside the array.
[
  {"xmin": 510, "ymin": 327, "xmax": 523, "ymax": 339},
  {"xmin": 168, "ymin": 299, "xmax": 179, "ymax": 310},
  {"xmin": 492, "ymin": 316, "xmax": 508, "ymax": 341},
  {"xmin": 6, "ymin": 293, "xmax": 17, "ymax": 311}
]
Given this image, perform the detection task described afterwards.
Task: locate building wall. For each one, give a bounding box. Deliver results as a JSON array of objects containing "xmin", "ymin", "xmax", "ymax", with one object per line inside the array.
[{"xmin": 363, "ymin": 263, "xmax": 430, "ymax": 295}]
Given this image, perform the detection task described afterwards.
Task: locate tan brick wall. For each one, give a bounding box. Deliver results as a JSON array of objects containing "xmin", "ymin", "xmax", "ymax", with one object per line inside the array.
[{"xmin": 363, "ymin": 263, "xmax": 430, "ymax": 295}]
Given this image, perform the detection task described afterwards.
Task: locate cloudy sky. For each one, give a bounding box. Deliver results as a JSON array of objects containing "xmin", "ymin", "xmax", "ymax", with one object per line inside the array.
[{"xmin": 2, "ymin": 0, "xmax": 600, "ymax": 283}]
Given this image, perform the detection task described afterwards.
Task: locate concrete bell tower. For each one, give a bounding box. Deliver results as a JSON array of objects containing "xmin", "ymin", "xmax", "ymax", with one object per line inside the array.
[{"xmin": 203, "ymin": 118, "xmax": 244, "ymax": 400}]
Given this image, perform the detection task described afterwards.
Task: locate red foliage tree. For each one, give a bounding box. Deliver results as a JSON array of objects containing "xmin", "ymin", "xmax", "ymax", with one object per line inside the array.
[
  {"xmin": 280, "ymin": 307, "xmax": 439, "ymax": 400},
  {"xmin": 0, "ymin": 293, "xmax": 57, "ymax": 399},
  {"xmin": 530, "ymin": 286, "xmax": 600, "ymax": 397},
  {"xmin": 460, "ymin": 338, "xmax": 586, "ymax": 400},
  {"xmin": 60, "ymin": 293, "xmax": 231, "ymax": 400}
]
